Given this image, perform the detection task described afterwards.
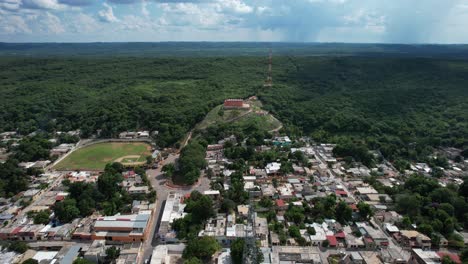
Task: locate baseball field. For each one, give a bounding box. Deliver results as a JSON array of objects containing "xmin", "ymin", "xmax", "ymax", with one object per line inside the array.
[{"xmin": 53, "ymin": 142, "xmax": 151, "ymax": 171}]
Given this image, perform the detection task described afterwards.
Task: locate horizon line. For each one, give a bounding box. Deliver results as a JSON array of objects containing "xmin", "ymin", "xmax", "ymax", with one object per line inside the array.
[{"xmin": 1, "ymin": 41, "xmax": 468, "ymax": 45}]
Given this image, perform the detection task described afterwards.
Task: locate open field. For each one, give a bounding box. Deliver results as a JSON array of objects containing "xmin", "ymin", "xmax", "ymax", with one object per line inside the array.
[{"xmin": 54, "ymin": 142, "xmax": 151, "ymax": 171}]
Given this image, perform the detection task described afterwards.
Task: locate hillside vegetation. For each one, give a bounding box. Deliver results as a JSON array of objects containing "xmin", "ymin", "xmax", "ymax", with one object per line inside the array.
[
  {"xmin": 261, "ymin": 57, "xmax": 468, "ymax": 162},
  {"xmin": 1, "ymin": 55, "xmax": 467, "ymax": 162}
]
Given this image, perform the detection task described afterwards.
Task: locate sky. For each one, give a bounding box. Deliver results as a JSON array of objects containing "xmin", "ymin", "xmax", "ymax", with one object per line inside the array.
[{"xmin": 1, "ymin": 0, "xmax": 468, "ymax": 43}]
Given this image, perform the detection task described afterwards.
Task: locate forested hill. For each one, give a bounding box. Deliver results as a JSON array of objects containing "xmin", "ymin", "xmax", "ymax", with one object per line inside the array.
[
  {"xmin": 2, "ymin": 42, "xmax": 468, "ymax": 58},
  {"xmin": 260, "ymin": 56, "xmax": 468, "ymax": 162},
  {"xmin": 0, "ymin": 55, "xmax": 467, "ymax": 161},
  {"xmin": 0, "ymin": 57, "xmax": 264, "ymax": 146}
]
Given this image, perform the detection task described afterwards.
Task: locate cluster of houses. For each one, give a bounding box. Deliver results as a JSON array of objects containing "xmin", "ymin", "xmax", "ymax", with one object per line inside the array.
[
  {"xmin": 156, "ymin": 133, "xmax": 468, "ymax": 264},
  {"xmin": 120, "ymin": 170, "xmax": 150, "ymax": 195},
  {"xmin": 0, "ymin": 166, "xmax": 156, "ymax": 264},
  {"xmin": 1, "ymin": 122, "xmax": 468, "ymax": 264},
  {"xmin": 118, "ymin": 131, "xmax": 152, "ymax": 139}
]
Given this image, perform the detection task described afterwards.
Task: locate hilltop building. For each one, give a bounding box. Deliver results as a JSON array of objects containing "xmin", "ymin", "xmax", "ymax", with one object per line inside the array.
[{"xmin": 223, "ymin": 99, "xmax": 249, "ymax": 109}]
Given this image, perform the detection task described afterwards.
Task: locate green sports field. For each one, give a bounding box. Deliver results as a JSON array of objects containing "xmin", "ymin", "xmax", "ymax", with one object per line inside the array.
[{"xmin": 54, "ymin": 142, "xmax": 151, "ymax": 171}]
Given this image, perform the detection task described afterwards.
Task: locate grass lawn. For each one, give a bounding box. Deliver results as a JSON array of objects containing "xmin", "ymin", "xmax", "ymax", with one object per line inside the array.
[
  {"xmin": 54, "ymin": 142, "xmax": 151, "ymax": 171},
  {"xmin": 232, "ymin": 114, "xmax": 282, "ymax": 131},
  {"xmin": 196, "ymin": 101, "xmax": 281, "ymax": 132}
]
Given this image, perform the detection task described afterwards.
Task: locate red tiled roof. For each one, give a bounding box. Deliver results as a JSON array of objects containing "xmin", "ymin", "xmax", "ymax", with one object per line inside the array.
[
  {"xmin": 335, "ymin": 190, "xmax": 347, "ymax": 196},
  {"xmin": 326, "ymin": 235, "xmax": 337, "ymax": 246},
  {"xmin": 335, "ymin": 231, "xmax": 346, "ymax": 238},
  {"xmin": 276, "ymin": 199, "xmax": 285, "ymax": 207},
  {"xmin": 437, "ymin": 252, "xmax": 461, "ymax": 264},
  {"xmin": 350, "ymin": 204, "xmax": 358, "ymax": 210},
  {"xmin": 55, "ymin": 195, "xmax": 65, "ymax": 201},
  {"xmin": 12, "ymin": 227, "xmax": 22, "ymax": 234}
]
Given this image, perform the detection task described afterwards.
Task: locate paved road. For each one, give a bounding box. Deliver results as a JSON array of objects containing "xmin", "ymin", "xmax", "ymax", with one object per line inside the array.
[{"xmin": 139, "ymin": 154, "xmax": 211, "ymax": 263}]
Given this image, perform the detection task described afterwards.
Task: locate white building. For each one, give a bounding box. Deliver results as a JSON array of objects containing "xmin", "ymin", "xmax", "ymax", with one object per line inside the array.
[
  {"xmin": 266, "ymin": 162, "xmax": 281, "ymax": 174},
  {"xmin": 158, "ymin": 192, "xmax": 186, "ymax": 242}
]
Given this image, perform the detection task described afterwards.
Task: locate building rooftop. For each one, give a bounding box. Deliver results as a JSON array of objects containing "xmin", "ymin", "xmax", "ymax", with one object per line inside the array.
[
  {"xmin": 94, "ymin": 213, "xmax": 150, "ymax": 231},
  {"xmin": 412, "ymin": 249, "xmax": 440, "ymax": 264}
]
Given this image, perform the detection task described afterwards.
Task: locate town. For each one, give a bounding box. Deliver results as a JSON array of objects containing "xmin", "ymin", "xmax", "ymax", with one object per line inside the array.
[{"xmin": 0, "ymin": 97, "xmax": 467, "ymax": 264}]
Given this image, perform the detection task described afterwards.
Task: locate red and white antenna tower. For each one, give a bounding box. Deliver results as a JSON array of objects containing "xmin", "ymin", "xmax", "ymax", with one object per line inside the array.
[{"xmin": 264, "ymin": 48, "xmax": 273, "ymax": 87}]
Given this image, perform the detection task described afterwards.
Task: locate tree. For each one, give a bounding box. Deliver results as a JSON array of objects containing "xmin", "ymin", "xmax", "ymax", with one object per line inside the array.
[
  {"xmin": 357, "ymin": 202, "xmax": 373, "ymax": 220},
  {"xmin": 184, "ymin": 258, "xmax": 203, "ymax": 264},
  {"xmin": 54, "ymin": 198, "xmax": 80, "ymax": 223},
  {"xmin": 146, "ymin": 155, "xmax": 153, "ymax": 165},
  {"xmin": 105, "ymin": 246, "xmax": 120, "ymax": 264},
  {"xmin": 417, "ymin": 223, "xmax": 433, "ymax": 236},
  {"xmin": 441, "ymin": 256, "xmax": 456, "ymax": 264},
  {"xmin": 259, "ymin": 196, "xmax": 273, "ymax": 208},
  {"xmin": 285, "ymin": 205, "xmax": 305, "ymax": 224},
  {"xmin": 288, "ymin": 226, "xmax": 301, "ymax": 238},
  {"xmin": 322, "ymin": 239, "xmax": 330, "ymax": 247},
  {"xmin": 461, "ymin": 248, "xmax": 468, "ymax": 263},
  {"xmin": 183, "ymin": 236, "xmax": 221, "ymax": 260},
  {"xmin": 307, "ymin": 226, "xmax": 316, "ymax": 235},
  {"xmin": 33, "ymin": 210, "xmax": 51, "ymax": 225},
  {"xmin": 221, "ymin": 199, "xmax": 236, "ymax": 213},
  {"xmin": 272, "ymin": 178, "xmax": 278, "ymax": 188},
  {"xmin": 459, "ymin": 177, "xmax": 468, "ymax": 197},
  {"xmin": 22, "ymin": 259, "xmax": 38, "ymax": 264},
  {"xmin": 72, "ymin": 259, "xmax": 95, "ymax": 264},
  {"xmin": 8, "ymin": 241, "xmax": 28, "ymax": 253},
  {"xmin": 177, "ymin": 141, "xmax": 207, "ymax": 185},
  {"xmin": 185, "ymin": 191, "xmax": 215, "ymax": 224},
  {"xmin": 162, "ymin": 164, "xmax": 175, "ymax": 178},
  {"xmin": 335, "ymin": 201, "xmax": 352, "ymax": 224},
  {"xmin": 230, "ymin": 238, "xmax": 245, "ymax": 264},
  {"xmin": 97, "ymin": 171, "xmax": 122, "ymax": 199}
]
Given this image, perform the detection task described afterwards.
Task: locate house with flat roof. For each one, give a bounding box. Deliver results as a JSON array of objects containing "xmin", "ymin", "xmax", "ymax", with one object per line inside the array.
[
  {"xmin": 356, "ymin": 222, "xmax": 389, "ymax": 248},
  {"xmin": 409, "ymin": 249, "xmax": 440, "ymax": 264},
  {"xmin": 400, "ymin": 230, "xmax": 432, "ymax": 249},
  {"xmin": 270, "ymin": 246, "xmax": 321, "ymax": 264},
  {"xmin": 92, "ymin": 211, "xmax": 151, "ymax": 242},
  {"xmin": 266, "ymin": 162, "xmax": 281, "ymax": 175},
  {"xmin": 159, "ymin": 192, "xmax": 186, "ymax": 243}
]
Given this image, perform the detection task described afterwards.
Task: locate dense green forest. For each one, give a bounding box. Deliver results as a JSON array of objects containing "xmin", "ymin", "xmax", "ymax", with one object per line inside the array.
[
  {"xmin": 0, "ymin": 57, "xmax": 263, "ymax": 146},
  {"xmin": 2, "ymin": 42, "xmax": 468, "ymax": 58},
  {"xmin": 1, "ymin": 55, "xmax": 467, "ymax": 162},
  {"xmin": 260, "ymin": 57, "xmax": 468, "ymax": 162}
]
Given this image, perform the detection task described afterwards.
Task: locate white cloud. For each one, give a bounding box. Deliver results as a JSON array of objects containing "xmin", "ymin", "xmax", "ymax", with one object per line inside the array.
[
  {"xmin": 0, "ymin": 13, "xmax": 32, "ymax": 33},
  {"xmin": 120, "ymin": 14, "xmax": 151, "ymax": 30},
  {"xmin": 69, "ymin": 12, "xmax": 99, "ymax": 33},
  {"xmin": 158, "ymin": 2, "xmax": 226, "ymax": 29},
  {"xmin": 0, "ymin": 0, "xmax": 21, "ymax": 11},
  {"xmin": 142, "ymin": 1, "xmax": 149, "ymax": 17},
  {"xmin": 256, "ymin": 6, "xmax": 270, "ymax": 15},
  {"xmin": 98, "ymin": 3, "xmax": 118, "ymax": 22},
  {"xmin": 1, "ymin": 0, "xmax": 468, "ymax": 43},
  {"xmin": 215, "ymin": 0, "xmax": 252, "ymax": 14},
  {"xmin": 21, "ymin": 0, "xmax": 67, "ymax": 10},
  {"xmin": 343, "ymin": 9, "xmax": 386, "ymax": 34},
  {"xmin": 40, "ymin": 12, "xmax": 65, "ymax": 33}
]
